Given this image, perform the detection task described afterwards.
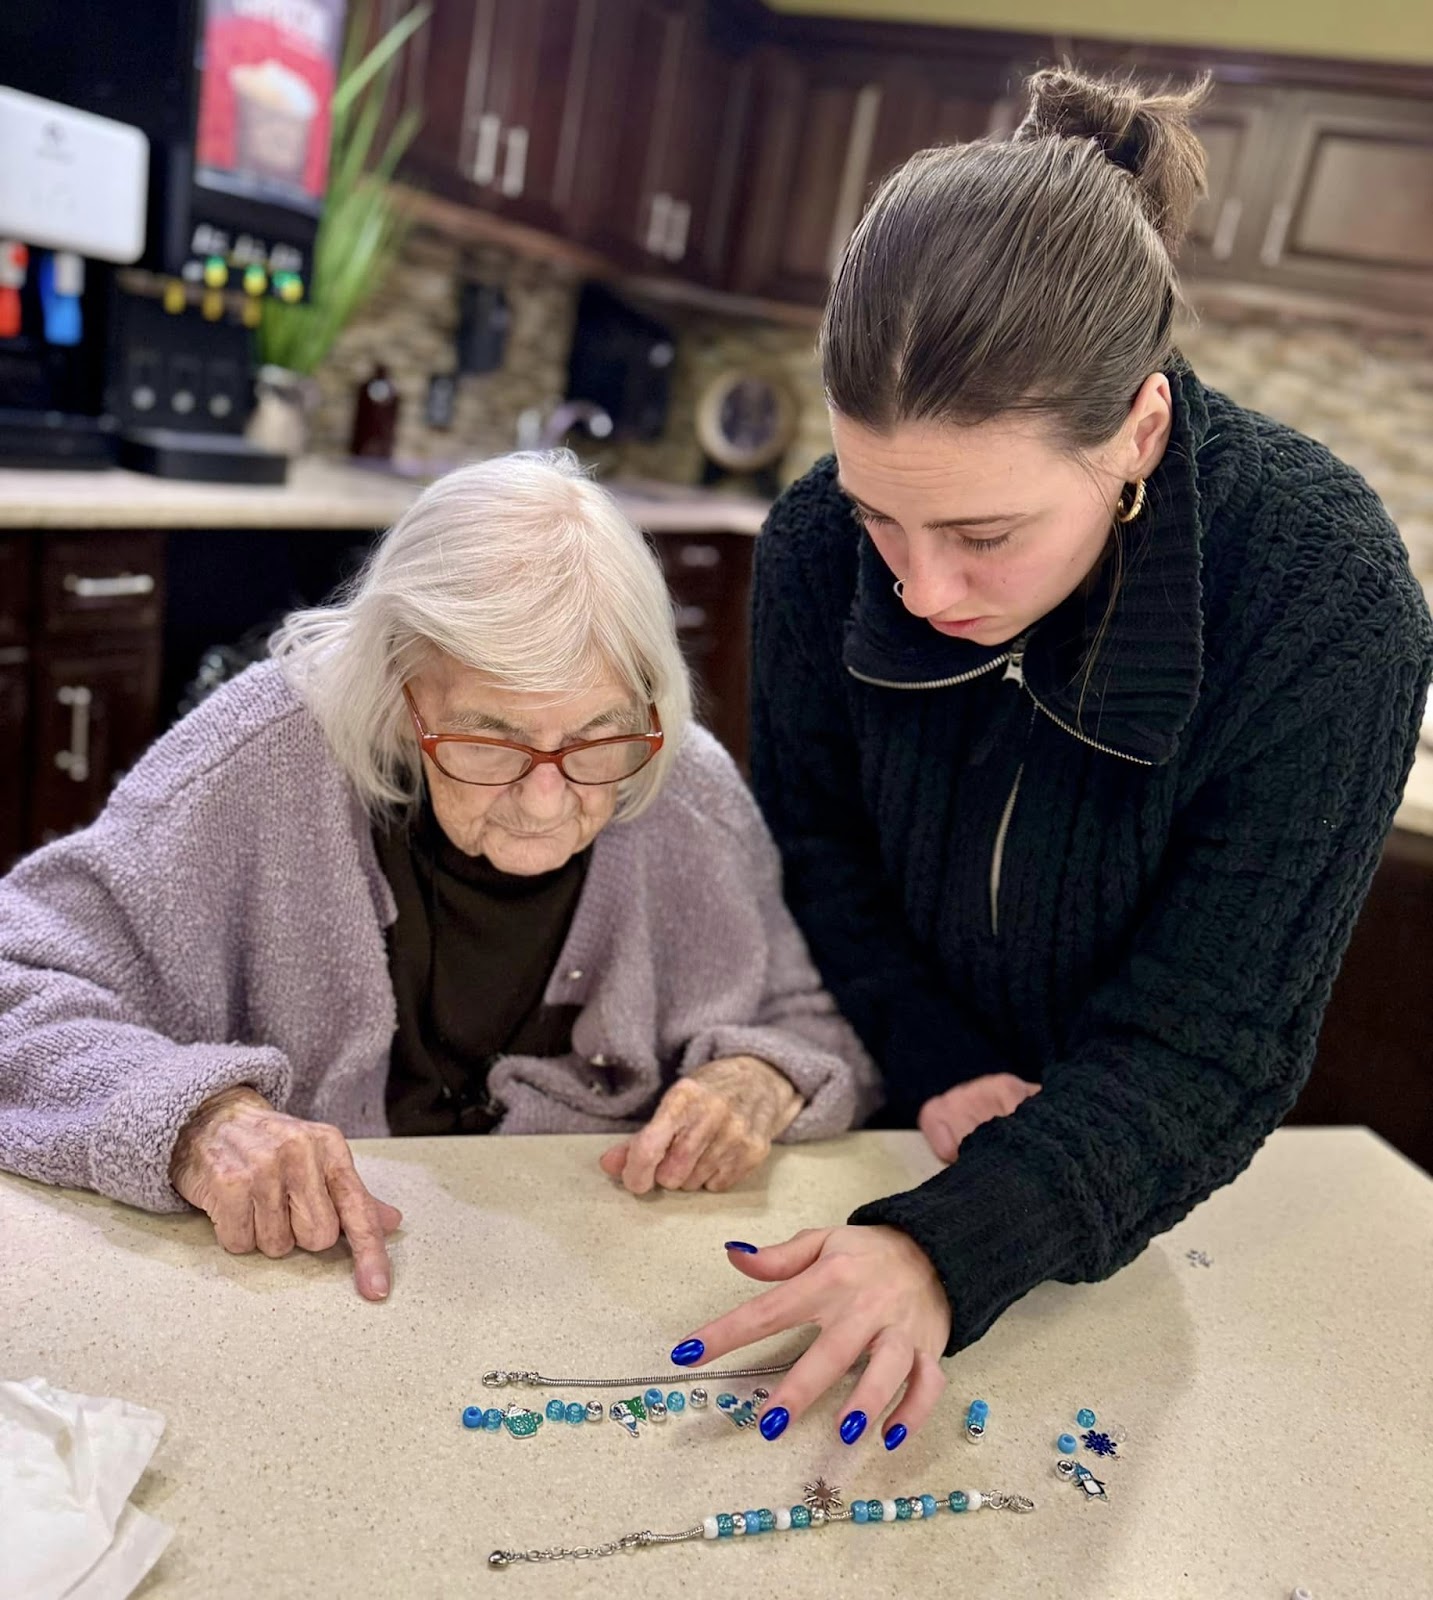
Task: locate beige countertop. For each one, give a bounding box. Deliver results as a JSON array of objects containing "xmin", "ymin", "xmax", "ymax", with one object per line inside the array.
[
  {"xmin": 2, "ymin": 1126, "xmax": 1429, "ymax": 1599},
  {"xmin": 0, "ymin": 458, "xmax": 770, "ymax": 536}
]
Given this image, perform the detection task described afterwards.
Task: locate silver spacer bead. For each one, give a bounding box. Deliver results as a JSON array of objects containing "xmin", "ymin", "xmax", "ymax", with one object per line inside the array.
[
  {"xmin": 585, "ymin": 1400, "xmax": 605, "ymax": 1423},
  {"xmin": 752, "ymin": 1387, "xmax": 770, "ymax": 1403},
  {"xmin": 689, "ymin": 1387, "xmax": 709, "ymax": 1409},
  {"xmin": 488, "ymin": 1552, "xmax": 510, "ymax": 1568},
  {"xmin": 1056, "ymin": 1458, "xmax": 1077, "ymax": 1479},
  {"xmin": 966, "ymin": 1422, "xmax": 985, "ymax": 1443},
  {"xmin": 649, "ymin": 1401, "xmax": 668, "ymax": 1422},
  {"xmin": 810, "ymin": 1507, "xmax": 827, "ymax": 1526}
]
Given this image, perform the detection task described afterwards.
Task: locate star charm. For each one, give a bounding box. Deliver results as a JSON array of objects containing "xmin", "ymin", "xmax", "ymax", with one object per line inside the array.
[{"xmin": 802, "ymin": 1477, "xmax": 844, "ymax": 1516}]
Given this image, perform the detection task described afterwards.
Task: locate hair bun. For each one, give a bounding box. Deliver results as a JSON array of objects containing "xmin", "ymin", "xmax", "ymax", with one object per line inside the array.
[{"xmin": 1015, "ymin": 65, "xmax": 1211, "ymax": 252}]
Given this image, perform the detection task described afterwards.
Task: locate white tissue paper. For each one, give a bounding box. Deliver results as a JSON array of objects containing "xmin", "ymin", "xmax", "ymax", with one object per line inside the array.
[{"xmin": 0, "ymin": 1378, "xmax": 172, "ymax": 1600}]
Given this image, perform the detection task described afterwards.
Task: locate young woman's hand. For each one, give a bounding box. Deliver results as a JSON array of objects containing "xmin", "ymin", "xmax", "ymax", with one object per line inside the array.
[
  {"xmin": 599, "ymin": 1056, "xmax": 802, "ymax": 1194},
  {"xmin": 918, "ymin": 1073, "xmax": 1040, "ymax": 1163},
  {"xmin": 169, "ymin": 1085, "xmax": 402, "ymax": 1299},
  {"xmin": 667, "ymin": 1226, "xmax": 952, "ymax": 1447}
]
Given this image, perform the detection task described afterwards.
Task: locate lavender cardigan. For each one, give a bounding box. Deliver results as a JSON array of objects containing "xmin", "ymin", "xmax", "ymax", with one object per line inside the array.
[{"xmin": 0, "ymin": 665, "xmax": 878, "ymax": 1213}]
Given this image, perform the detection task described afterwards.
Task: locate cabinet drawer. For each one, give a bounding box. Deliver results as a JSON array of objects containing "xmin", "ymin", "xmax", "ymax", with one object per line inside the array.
[
  {"xmin": 40, "ymin": 533, "xmax": 165, "ymax": 636},
  {"xmin": 0, "ymin": 536, "xmax": 33, "ymax": 645}
]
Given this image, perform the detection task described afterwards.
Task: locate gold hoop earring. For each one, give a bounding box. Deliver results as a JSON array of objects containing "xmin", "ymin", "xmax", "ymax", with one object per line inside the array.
[{"xmin": 1114, "ymin": 479, "xmax": 1146, "ymax": 524}]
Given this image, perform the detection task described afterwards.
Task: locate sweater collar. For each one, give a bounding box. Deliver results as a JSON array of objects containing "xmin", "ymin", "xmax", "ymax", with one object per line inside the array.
[{"xmin": 842, "ymin": 364, "xmax": 1211, "ymax": 766}]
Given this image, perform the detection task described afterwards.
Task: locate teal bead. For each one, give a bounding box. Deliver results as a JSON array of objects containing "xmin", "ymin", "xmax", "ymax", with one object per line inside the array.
[
  {"xmin": 1058, "ymin": 1433, "xmax": 1079, "ymax": 1454},
  {"xmin": 565, "ymin": 1403, "xmax": 585, "ymax": 1425},
  {"xmin": 1077, "ymin": 1408, "xmax": 1096, "ymax": 1428},
  {"xmin": 895, "ymin": 1498, "xmax": 912, "ymax": 1520},
  {"xmin": 852, "ymin": 1500, "xmax": 870, "ymax": 1524},
  {"xmin": 869, "ymin": 1500, "xmax": 886, "ymax": 1522},
  {"xmin": 667, "ymin": 1391, "xmax": 686, "ymax": 1413},
  {"xmin": 482, "ymin": 1408, "xmax": 503, "ymax": 1431},
  {"xmin": 545, "ymin": 1399, "xmax": 566, "ymax": 1422},
  {"xmin": 921, "ymin": 1494, "xmax": 938, "ymax": 1517},
  {"xmin": 948, "ymin": 1491, "xmax": 969, "ymax": 1513},
  {"xmin": 644, "ymin": 1387, "xmax": 664, "ymax": 1408},
  {"xmin": 758, "ymin": 1509, "xmax": 775, "ymax": 1533},
  {"xmin": 790, "ymin": 1505, "xmax": 811, "ymax": 1529},
  {"xmin": 716, "ymin": 1514, "xmax": 734, "ymax": 1539}
]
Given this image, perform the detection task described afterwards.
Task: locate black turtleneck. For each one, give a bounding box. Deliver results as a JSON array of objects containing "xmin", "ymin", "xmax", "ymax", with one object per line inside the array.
[{"xmin": 373, "ymin": 795, "xmax": 587, "ymax": 1135}]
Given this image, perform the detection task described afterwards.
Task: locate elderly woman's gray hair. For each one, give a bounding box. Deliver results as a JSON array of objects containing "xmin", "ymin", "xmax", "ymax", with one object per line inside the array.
[{"xmin": 270, "ymin": 450, "xmax": 692, "ymax": 819}]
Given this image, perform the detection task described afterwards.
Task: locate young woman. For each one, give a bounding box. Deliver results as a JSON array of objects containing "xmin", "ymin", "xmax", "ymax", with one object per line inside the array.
[{"xmin": 665, "ymin": 67, "xmax": 1433, "ymax": 1451}]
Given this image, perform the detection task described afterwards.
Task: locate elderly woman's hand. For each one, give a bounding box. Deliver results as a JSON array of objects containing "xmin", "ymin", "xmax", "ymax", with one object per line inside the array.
[
  {"xmin": 169, "ymin": 1085, "xmax": 402, "ymax": 1300},
  {"xmin": 599, "ymin": 1056, "xmax": 802, "ymax": 1194},
  {"xmin": 918, "ymin": 1073, "xmax": 1040, "ymax": 1164},
  {"xmin": 669, "ymin": 1226, "xmax": 951, "ymax": 1447}
]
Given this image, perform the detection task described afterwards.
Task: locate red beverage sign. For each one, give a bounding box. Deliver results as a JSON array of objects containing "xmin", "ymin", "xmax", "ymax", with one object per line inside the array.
[{"xmin": 195, "ymin": 0, "xmax": 345, "ymax": 214}]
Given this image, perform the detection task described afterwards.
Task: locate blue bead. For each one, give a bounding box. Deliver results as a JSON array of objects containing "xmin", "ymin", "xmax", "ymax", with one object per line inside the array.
[
  {"xmin": 949, "ymin": 1491, "xmax": 969, "ymax": 1513},
  {"xmin": 968, "ymin": 1398, "xmax": 989, "ymax": 1420},
  {"xmin": 921, "ymin": 1494, "xmax": 938, "ymax": 1518},
  {"xmin": 745, "ymin": 1509, "xmax": 762, "ymax": 1534},
  {"xmin": 758, "ymin": 1509, "xmax": 775, "ymax": 1533},
  {"xmin": 869, "ymin": 1500, "xmax": 886, "ymax": 1522},
  {"xmin": 482, "ymin": 1408, "xmax": 503, "ymax": 1432},
  {"xmin": 545, "ymin": 1399, "xmax": 566, "ymax": 1422},
  {"xmin": 895, "ymin": 1498, "xmax": 912, "ymax": 1520},
  {"xmin": 565, "ymin": 1403, "xmax": 585, "ymax": 1425},
  {"xmin": 715, "ymin": 1514, "xmax": 734, "ymax": 1539},
  {"xmin": 666, "ymin": 1390, "xmax": 685, "ymax": 1413},
  {"xmin": 1077, "ymin": 1408, "xmax": 1097, "ymax": 1428},
  {"xmin": 644, "ymin": 1387, "xmax": 664, "ymax": 1408},
  {"xmin": 790, "ymin": 1504, "xmax": 811, "ymax": 1529},
  {"xmin": 852, "ymin": 1500, "xmax": 870, "ymax": 1523},
  {"xmin": 1058, "ymin": 1433, "xmax": 1079, "ymax": 1454},
  {"xmin": 461, "ymin": 1405, "xmax": 484, "ymax": 1429}
]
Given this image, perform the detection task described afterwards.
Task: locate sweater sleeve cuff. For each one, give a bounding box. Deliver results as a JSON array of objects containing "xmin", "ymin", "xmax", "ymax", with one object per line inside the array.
[
  {"xmin": 848, "ymin": 1133, "xmax": 1088, "ymax": 1355},
  {"xmin": 91, "ymin": 1043, "xmax": 293, "ymax": 1213}
]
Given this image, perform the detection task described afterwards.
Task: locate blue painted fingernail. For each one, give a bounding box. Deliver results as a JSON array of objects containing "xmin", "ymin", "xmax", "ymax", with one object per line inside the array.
[
  {"xmin": 670, "ymin": 1338, "xmax": 705, "ymax": 1366},
  {"xmin": 724, "ymin": 1240, "xmax": 759, "ymax": 1253},
  {"xmin": 839, "ymin": 1410, "xmax": 867, "ymax": 1445},
  {"xmin": 759, "ymin": 1405, "xmax": 789, "ymax": 1441},
  {"xmin": 884, "ymin": 1423, "xmax": 908, "ymax": 1451}
]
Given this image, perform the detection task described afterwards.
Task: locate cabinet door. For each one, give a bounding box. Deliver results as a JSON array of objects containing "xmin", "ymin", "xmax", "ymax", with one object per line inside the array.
[
  {"xmin": 1179, "ymin": 85, "xmax": 1283, "ymax": 279},
  {"xmin": 29, "ymin": 643, "xmax": 161, "ymax": 849},
  {"xmin": 1252, "ymin": 90, "xmax": 1433, "ymax": 314},
  {"xmin": 0, "ymin": 535, "xmax": 32, "ymax": 645},
  {"xmin": 652, "ymin": 532, "xmax": 754, "ymax": 770},
  {"xmin": 0, "ymin": 654, "xmax": 28, "ymax": 871},
  {"xmin": 730, "ymin": 48, "xmax": 896, "ymax": 304},
  {"xmin": 39, "ymin": 531, "xmax": 164, "ymax": 638}
]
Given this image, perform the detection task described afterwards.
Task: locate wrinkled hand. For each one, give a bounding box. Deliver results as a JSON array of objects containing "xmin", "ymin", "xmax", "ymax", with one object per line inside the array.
[
  {"xmin": 918, "ymin": 1073, "xmax": 1040, "ymax": 1164},
  {"xmin": 169, "ymin": 1085, "xmax": 402, "ymax": 1300},
  {"xmin": 673, "ymin": 1226, "xmax": 951, "ymax": 1446},
  {"xmin": 599, "ymin": 1056, "xmax": 802, "ymax": 1195}
]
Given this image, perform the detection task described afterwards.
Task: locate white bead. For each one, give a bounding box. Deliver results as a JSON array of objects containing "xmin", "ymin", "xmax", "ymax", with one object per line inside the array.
[
  {"xmin": 775, "ymin": 1508, "xmax": 792, "ymax": 1531},
  {"xmin": 703, "ymin": 1516, "xmax": 719, "ymax": 1540},
  {"xmin": 732, "ymin": 1514, "xmax": 747, "ymax": 1536},
  {"xmin": 882, "ymin": 1499, "xmax": 899, "ymax": 1523},
  {"xmin": 1291, "ymin": 1590, "xmax": 1314, "ymax": 1600},
  {"xmin": 966, "ymin": 1491, "xmax": 983, "ymax": 1511}
]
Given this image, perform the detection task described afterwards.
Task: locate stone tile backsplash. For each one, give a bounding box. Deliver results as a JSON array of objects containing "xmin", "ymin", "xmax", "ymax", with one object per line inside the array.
[{"xmin": 316, "ymin": 225, "xmax": 1432, "ymax": 600}]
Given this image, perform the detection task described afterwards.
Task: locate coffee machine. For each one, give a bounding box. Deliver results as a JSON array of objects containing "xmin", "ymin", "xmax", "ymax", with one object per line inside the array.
[{"xmin": 0, "ymin": 0, "xmax": 346, "ymax": 482}]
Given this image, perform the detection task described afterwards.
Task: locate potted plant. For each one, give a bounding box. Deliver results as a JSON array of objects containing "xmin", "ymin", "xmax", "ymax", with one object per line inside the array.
[{"xmin": 247, "ymin": 1, "xmax": 429, "ymax": 457}]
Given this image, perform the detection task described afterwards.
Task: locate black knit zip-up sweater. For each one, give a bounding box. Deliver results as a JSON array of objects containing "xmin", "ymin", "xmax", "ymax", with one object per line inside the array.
[{"xmin": 750, "ymin": 366, "xmax": 1432, "ymax": 1356}]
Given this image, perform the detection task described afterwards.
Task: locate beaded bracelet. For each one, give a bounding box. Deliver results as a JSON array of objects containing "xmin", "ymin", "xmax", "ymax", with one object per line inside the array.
[
  {"xmin": 488, "ymin": 1475, "xmax": 1035, "ymax": 1567},
  {"xmin": 463, "ymin": 1385, "xmax": 775, "ymax": 1440}
]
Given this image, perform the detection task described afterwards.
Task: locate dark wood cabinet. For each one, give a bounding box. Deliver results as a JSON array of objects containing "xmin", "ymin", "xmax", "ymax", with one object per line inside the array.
[
  {"xmin": 0, "ymin": 536, "xmax": 34, "ymax": 867},
  {"xmin": 1180, "ymin": 84, "xmax": 1284, "ymax": 279},
  {"xmin": 651, "ymin": 531, "xmax": 754, "ymax": 770}
]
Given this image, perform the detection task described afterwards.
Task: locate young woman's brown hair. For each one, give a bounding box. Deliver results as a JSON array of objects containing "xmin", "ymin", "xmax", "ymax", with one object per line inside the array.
[{"xmin": 821, "ymin": 66, "xmax": 1212, "ymax": 449}]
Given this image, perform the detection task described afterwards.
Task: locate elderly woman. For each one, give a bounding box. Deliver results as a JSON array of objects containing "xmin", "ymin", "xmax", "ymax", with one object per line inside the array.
[{"xmin": 0, "ymin": 452, "xmax": 876, "ymax": 1299}]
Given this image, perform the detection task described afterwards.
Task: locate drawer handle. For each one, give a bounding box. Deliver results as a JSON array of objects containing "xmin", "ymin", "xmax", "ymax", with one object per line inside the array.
[
  {"xmin": 677, "ymin": 544, "xmax": 721, "ymax": 569},
  {"xmin": 55, "ymin": 684, "xmax": 92, "ymax": 783},
  {"xmin": 1210, "ymin": 196, "xmax": 1242, "ymax": 261},
  {"xmin": 472, "ymin": 113, "xmax": 502, "ymax": 186},
  {"xmin": 1260, "ymin": 200, "xmax": 1293, "ymax": 268},
  {"xmin": 674, "ymin": 603, "xmax": 708, "ymax": 631},
  {"xmin": 63, "ymin": 572, "xmax": 156, "ymax": 600}
]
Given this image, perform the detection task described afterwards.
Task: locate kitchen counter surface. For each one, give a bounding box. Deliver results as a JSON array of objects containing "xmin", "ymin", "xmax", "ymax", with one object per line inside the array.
[
  {"xmin": 0, "ymin": 458, "xmax": 771, "ymax": 536},
  {"xmin": 2, "ymin": 1126, "xmax": 1429, "ymax": 1599}
]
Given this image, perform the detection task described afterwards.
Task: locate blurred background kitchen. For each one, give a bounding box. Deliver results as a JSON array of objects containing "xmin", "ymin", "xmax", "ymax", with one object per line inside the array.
[{"xmin": 1, "ymin": 0, "xmax": 1430, "ymax": 1167}]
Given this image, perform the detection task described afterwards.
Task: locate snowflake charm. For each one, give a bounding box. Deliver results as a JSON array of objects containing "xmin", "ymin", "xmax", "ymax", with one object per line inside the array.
[
  {"xmin": 1081, "ymin": 1430, "xmax": 1118, "ymax": 1458},
  {"xmin": 802, "ymin": 1477, "xmax": 844, "ymax": 1518}
]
